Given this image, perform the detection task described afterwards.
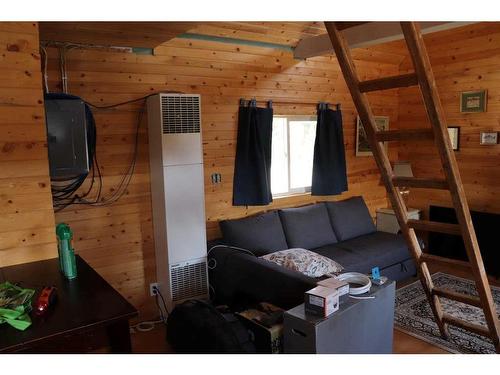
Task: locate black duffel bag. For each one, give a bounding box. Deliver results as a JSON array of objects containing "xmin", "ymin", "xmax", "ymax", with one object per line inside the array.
[{"xmin": 166, "ymin": 299, "xmax": 256, "ymax": 353}]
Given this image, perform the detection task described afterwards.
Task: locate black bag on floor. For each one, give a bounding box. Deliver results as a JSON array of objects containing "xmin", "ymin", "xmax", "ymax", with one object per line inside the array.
[{"xmin": 166, "ymin": 299, "xmax": 256, "ymax": 353}]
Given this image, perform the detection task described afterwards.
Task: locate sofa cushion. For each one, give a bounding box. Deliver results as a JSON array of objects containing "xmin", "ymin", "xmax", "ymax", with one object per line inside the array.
[
  {"xmin": 220, "ymin": 211, "xmax": 288, "ymax": 256},
  {"xmin": 325, "ymin": 196, "xmax": 376, "ymax": 241},
  {"xmin": 311, "ymin": 244, "xmax": 362, "ymax": 271},
  {"xmin": 279, "ymin": 204, "xmax": 338, "ymax": 249},
  {"xmin": 260, "ymin": 248, "xmax": 343, "ymax": 278},
  {"xmin": 334, "ymin": 232, "xmax": 412, "ymax": 273}
]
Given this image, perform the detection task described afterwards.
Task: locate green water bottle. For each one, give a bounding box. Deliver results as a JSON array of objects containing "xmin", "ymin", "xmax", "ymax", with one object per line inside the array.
[{"xmin": 56, "ymin": 223, "xmax": 77, "ymax": 279}]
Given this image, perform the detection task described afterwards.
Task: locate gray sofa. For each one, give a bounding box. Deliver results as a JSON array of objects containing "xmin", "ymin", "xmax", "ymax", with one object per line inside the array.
[{"xmin": 208, "ymin": 196, "xmax": 416, "ymax": 309}]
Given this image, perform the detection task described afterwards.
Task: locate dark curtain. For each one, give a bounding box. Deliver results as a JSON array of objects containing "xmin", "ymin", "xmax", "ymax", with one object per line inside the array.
[
  {"xmin": 232, "ymin": 102, "xmax": 273, "ymax": 206},
  {"xmin": 311, "ymin": 105, "xmax": 348, "ymax": 196}
]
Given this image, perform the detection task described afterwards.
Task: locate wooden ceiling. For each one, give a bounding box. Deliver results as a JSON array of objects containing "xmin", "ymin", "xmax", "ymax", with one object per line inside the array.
[
  {"xmin": 187, "ymin": 22, "xmax": 327, "ymax": 46},
  {"xmin": 39, "ymin": 21, "xmax": 465, "ymax": 61},
  {"xmin": 39, "ymin": 22, "xmax": 197, "ymax": 48},
  {"xmin": 39, "ymin": 21, "xmax": 328, "ymax": 48}
]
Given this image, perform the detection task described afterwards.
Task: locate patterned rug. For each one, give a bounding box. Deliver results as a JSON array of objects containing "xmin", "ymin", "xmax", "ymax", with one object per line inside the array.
[{"xmin": 395, "ymin": 272, "xmax": 500, "ymax": 353}]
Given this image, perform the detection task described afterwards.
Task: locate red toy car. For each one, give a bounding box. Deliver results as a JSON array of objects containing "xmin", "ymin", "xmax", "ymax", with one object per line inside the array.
[{"xmin": 34, "ymin": 286, "xmax": 57, "ymax": 316}]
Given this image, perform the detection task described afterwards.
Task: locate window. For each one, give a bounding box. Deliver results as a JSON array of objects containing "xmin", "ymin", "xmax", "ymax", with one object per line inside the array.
[{"xmin": 271, "ymin": 115, "xmax": 317, "ymax": 197}]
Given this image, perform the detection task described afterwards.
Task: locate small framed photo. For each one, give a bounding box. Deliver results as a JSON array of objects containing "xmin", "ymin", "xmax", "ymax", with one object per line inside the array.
[
  {"xmin": 447, "ymin": 126, "xmax": 460, "ymax": 151},
  {"xmin": 356, "ymin": 116, "xmax": 389, "ymax": 156},
  {"xmin": 480, "ymin": 131, "xmax": 498, "ymax": 145},
  {"xmin": 460, "ymin": 90, "xmax": 487, "ymax": 113}
]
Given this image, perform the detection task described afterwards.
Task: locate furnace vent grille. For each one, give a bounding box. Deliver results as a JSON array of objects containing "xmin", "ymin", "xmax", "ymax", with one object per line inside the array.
[
  {"xmin": 170, "ymin": 260, "xmax": 208, "ymax": 302},
  {"xmin": 161, "ymin": 95, "xmax": 201, "ymax": 134}
]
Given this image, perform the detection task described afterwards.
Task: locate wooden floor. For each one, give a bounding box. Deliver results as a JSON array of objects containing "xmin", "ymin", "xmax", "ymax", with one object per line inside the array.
[
  {"xmin": 131, "ymin": 323, "xmax": 172, "ymax": 354},
  {"xmin": 130, "ymin": 265, "xmax": 499, "ymax": 354},
  {"xmin": 130, "ymin": 323, "xmax": 449, "ymax": 354}
]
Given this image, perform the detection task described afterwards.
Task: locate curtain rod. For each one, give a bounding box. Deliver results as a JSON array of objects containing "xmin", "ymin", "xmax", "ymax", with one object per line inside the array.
[{"xmin": 239, "ymin": 98, "xmax": 341, "ymax": 110}]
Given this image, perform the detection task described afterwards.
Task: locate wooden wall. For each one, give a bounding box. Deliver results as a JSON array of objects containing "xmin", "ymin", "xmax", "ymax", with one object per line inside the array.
[
  {"xmin": 396, "ymin": 22, "xmax": 500, "ymax": 217},
  {"xmin": 41, "ymin": 36, "xmax": 402, "ymax": 318},
  {"xmin": 0, "ymin": 22, "xmax": 57, "ymax": 267},
  {"xmin": 3, "ymin": 21, "xmax": 498, "ymax": 319}
]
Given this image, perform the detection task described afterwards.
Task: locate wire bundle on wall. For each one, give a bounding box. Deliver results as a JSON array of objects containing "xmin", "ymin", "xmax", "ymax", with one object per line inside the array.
[
  {"xmin": 47, "ymin": 93, "xmax": 100, "ymax": 211},
  {"xmin": 41, "ymin": 43, "xmax": 183, "ymax": 211},
  {"xmin": 49, "ymin": 93, "xmax": 151, "ymax": 211}
]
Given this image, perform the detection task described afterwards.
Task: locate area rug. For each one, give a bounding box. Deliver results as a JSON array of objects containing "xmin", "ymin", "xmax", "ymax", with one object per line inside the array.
[{"xmin": 395, "ymin": 272, "xmax": 500, "ymax": 353}]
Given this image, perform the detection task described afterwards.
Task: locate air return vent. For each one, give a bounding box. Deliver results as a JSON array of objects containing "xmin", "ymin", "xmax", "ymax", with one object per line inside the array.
[
  {"xmin": 170, "ymin": 260, "xmax": 208, "ymax": 302},
  {"xmin": 161, "ymin": 94, "xmax": 201, "ymax": 134}
]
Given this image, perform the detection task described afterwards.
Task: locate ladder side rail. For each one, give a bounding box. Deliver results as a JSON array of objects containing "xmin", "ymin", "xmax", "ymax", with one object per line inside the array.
[
  {"xmin": 400, "ymin": 22, "xmax": 500, "ymax": 350},
  {"xmin": 324, "ymin": 21, "xmax": 450, "ymax": 339}
]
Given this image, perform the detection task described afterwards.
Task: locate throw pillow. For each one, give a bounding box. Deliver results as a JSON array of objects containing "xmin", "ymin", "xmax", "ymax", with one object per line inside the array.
[{"xmin": 260, "ymin": 248, "xmax": 344, "ymax": 278}]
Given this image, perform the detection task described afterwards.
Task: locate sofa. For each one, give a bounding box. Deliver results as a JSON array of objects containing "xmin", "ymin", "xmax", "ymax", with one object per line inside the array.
[{"xmin": 208, "ymin": 196, "xmax": 416, "ymax": 310}]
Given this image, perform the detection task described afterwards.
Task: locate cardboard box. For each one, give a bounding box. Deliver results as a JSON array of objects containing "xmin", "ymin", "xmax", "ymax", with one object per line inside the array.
[
  {"xmin": 304, "ymin": 286, "xmax": 339, "ymax": 317},
  {"xmin": 317, "ymin": 277, "xmax": 350, "ymax": 297},
  {"xmin": 237, "ymin": 304, "xmax": 284, "ymax": 353}
]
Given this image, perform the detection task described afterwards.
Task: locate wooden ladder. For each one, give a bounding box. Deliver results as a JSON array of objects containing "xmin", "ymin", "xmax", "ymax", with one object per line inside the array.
[{"xmin": 324, "ymin": 21, "xmax": 500, "ymax": 353}]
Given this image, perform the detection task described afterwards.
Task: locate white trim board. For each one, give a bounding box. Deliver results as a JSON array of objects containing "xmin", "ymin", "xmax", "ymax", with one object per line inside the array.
[{"xmin": 294, "ymin": 22, "xmax": 476, "ymax": 59}]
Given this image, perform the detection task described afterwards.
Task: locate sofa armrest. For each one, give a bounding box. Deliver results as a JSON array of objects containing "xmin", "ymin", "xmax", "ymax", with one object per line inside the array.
[{"xmin": 208, "ymin": 247, "xmax": 316, "ymax": 310}]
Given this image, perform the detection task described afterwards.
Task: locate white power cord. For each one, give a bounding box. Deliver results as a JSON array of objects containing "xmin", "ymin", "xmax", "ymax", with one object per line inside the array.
[
  {"xmin": 349, "ymin": 295, "xmax": 376, "ymax": 300},
  {"xmin": 130, "ymin": 319, "xmax": 164, "ymax": 334},
  {"xmin": 40, "ymin": 45, "xmax": 49, "ymax": 93},
  {"xmin": 335, "ymin": 272, "xmax": 372, "ymax": 295},
  {"xmin": 207, "ymin": 244, "xmax": 256, "ymax": 257}
]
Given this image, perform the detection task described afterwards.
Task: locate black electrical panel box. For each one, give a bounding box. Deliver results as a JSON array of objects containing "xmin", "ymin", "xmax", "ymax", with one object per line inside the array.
[{"xmin": 45, "ymin": 98, "xmax": 90, "ymax": 180}]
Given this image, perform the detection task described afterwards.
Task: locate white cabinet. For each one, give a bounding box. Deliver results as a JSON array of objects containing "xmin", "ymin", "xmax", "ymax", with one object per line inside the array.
[{"xmin": 376, "ymin": 207, "xmax": 421, "ymax": 234}]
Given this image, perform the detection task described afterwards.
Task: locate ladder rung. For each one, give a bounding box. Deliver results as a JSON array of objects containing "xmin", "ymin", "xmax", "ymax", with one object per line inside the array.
[
  {"xmin": 359, "ymin": 73, "xmax": 419, "ymax": 93},
  {"xmin": 419, "ymin": 253, "xmax": 471, "ymax": 270},
  {"xmin": 408, "ymin": 219, "xmax": 462, "ymax": 235},
  {"xmin": 336, "ymin": 22, "xmax": 369, "ymax": 31},
  {"xmin": 325, "ymin": 20, "xmax": 500, "ymax": 352},
  {"xmin": 442, "ymin": 313, "xmax": 492, "ymax": 338},
  {"xmin": 433, "ymin": 287, "xmax": 482, "ymax": 308},
  {"xmin": 392, "ymin": 177, "xmax": 448, "ymax": 190},
  {"xmin": 376, "ymin": 128, "xmax": 434, "ymax": 142}
]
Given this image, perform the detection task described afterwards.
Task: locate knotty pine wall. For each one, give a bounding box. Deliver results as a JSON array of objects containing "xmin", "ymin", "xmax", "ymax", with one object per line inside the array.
[
  {"xmin": 0, "ymin": 23, "xmax": 57, "ymax": 268},
  {"xmin": 43, "ymin": 35, "xmax": 400, "ymax": 318},
  {"xmin": 3, "ymin": 22, "xmax": 498, "ymax": 318},
  {"xmin": 396, "ymin": 22, "xmax": 500, "ymax": 217}
]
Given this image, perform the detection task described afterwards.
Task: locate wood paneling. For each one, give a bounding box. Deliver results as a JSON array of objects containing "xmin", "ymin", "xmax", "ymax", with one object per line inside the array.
[
  {"xmin": 187, "ymin": 22, "xmax": 327, "ymax": 46},
  {"xmin": 395, "ymin": 22, "xmax": 500, "ymax": 216},
  {"xmin": 0, "ymin": 22, "xmax": 57, "ymax": 267},
  {"xmin": 4, "ymin": 21, "xmax": 499, "ymax": 321},
  {"xmin": 40, "ymin": 34, "xmax": 401, "ymax": 318},
  {"xmin": 38, "ymin": 22, "xmax": 329, "ymax": 50},
  {"xmin": 0, "ymin": 21, "xmax": 405, "ymax": 318},
  {"xmin": 39, "ymin": 22, "xmax": 195, "ymax": 48}
]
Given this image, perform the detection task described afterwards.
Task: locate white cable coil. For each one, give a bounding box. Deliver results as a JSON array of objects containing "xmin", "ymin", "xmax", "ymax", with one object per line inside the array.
[{"xmin": 334, "ymin": 272, "xmax": 372, "ymax": 295}]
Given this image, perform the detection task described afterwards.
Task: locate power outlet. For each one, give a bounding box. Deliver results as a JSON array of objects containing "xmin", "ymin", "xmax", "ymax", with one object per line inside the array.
[{"xmin": 149, "ymin": 282, "xmax": 159, "ymax": 297}]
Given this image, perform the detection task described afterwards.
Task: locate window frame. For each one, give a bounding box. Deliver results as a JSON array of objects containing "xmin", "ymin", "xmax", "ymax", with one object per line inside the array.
[{"xmin": 271, "ymin": 115, "xmax": 317, "ymax": 198}]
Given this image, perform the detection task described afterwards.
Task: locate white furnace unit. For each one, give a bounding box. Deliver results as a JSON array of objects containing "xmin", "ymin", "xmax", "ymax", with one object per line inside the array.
[{"xmin": 147, "ymin": 93, "xmax": 208, "ymax": 313}]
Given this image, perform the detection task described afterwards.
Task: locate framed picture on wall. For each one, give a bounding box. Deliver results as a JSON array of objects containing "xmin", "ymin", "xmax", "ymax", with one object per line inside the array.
[
  {"xmin": 480, "ymin": 131, "xmax": 498, "ymax": 145},
  {"xmin": 356, "ymin": 116, "xmax": 389, "ymax": 156},
  {"xmin": 460, "ymin": 90, "xmax": 487, "ymax": 113},
  {"xmin": 447, "ymin": 126, "xmax": 460, "ymax": 151}
]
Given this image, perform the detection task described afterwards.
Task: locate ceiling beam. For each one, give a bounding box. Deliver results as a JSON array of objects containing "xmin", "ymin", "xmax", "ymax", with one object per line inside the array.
[
  {"xmin": 39, "ymin": 22, "xmax": 196, "ymax": 49},
  {"xmin": 294, "ymin": 22, "xmax": 476, "ymax": 59}
]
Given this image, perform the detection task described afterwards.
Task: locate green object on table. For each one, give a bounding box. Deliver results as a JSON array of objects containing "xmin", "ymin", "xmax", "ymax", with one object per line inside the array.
[
  {"xmin": 56, "ymin": 223, "xmax": 77, "ymax": 279},
  {"xmin": 0, "ymin": 282, "xmax": 35, "ymax": 331}
]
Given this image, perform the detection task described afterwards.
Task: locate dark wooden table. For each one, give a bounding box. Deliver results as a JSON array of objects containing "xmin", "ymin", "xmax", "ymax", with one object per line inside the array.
[{"xmin": 0, "ymin": 256, "xmax": 138, "ymax": 353}]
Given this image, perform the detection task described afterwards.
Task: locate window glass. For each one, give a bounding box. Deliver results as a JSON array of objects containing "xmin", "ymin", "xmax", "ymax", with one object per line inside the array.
[
  {"xmin": 271, "ymin": 117, "xmax": 289, "ymax": 195},
  {"xmin": 271, "ymin": 116, "xmax": 316, "ymax": 197},
  {"xmin": 289, "ymin": 119, "xmax": 316, "ymax": 189}
]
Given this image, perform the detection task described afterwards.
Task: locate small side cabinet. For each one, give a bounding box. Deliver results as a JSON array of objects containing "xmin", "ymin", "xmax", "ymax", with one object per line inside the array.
[{"xmin": 376, "ymin": 207, "xmax": 421, "ymax": 234}]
